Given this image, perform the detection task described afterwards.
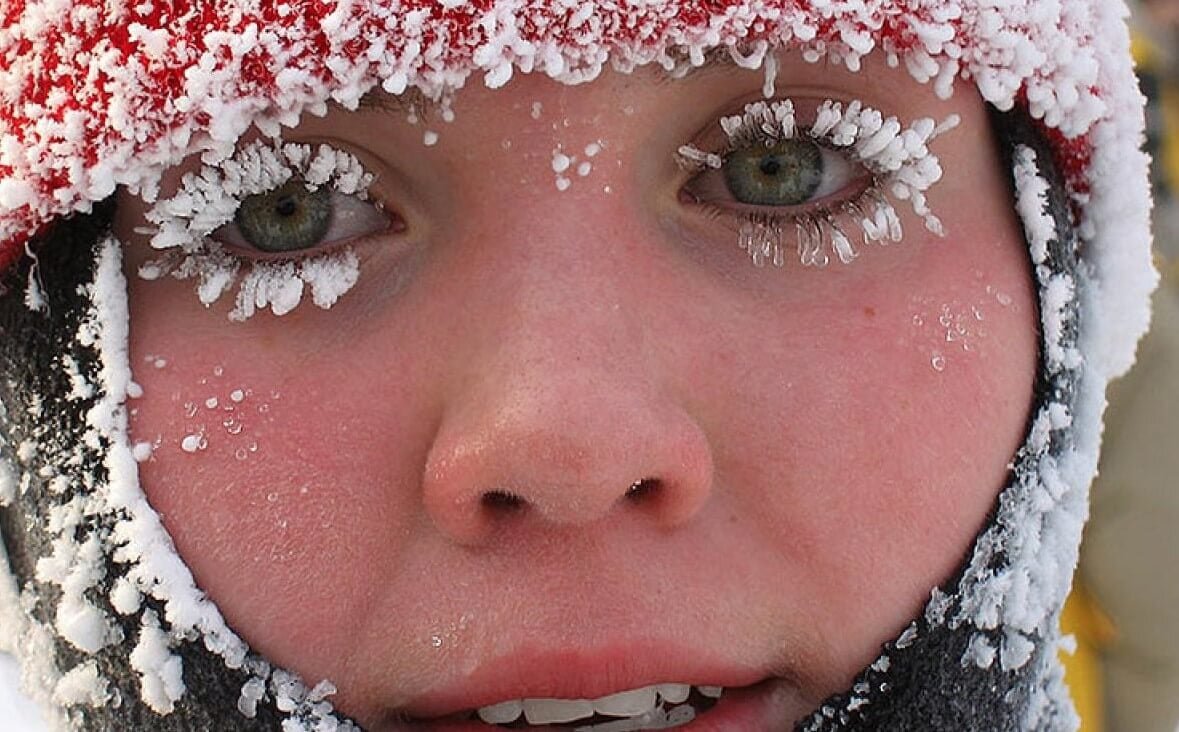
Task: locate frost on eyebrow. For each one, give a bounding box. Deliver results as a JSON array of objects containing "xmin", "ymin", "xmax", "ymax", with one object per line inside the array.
[{"xmin": 138, "ymin": 141, "xmax": 369, "ymax": 322}]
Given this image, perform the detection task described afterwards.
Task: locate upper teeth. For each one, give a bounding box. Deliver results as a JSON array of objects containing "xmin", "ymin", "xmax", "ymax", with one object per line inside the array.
[{"xmin": 476, "ymin": 683, "xmax": 721, "ymax": 725}]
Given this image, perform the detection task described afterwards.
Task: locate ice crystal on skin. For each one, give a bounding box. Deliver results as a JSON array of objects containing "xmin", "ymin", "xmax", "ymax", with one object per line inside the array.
[{"xmin": 141, "ymin": 141, "xmax": 369, "ymax": 322}]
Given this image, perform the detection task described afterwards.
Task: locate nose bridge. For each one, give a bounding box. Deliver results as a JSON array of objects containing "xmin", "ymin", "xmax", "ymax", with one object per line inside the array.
[
  {"xmin": 419, "ymin": 193, "xmax": 715, "ymax": 544},
  {"xmin": 466, "ymin": 183, "xmax": 650, "ymax": 375}
]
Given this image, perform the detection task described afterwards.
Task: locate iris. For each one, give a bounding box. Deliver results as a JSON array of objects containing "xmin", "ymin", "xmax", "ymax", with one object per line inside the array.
[
  {"xmin": 234, "ymin": 180, "xmax": 332, "ymax": 253},
  {"xmin": 722, "ymin": 139, "xmax": 823, "ymax": 207}
]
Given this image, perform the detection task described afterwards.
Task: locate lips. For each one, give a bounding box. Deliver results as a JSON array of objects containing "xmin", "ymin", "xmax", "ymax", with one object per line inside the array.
[
  {"xmin": 389, "ymin": 679, "xmax": 793, "ymax": 731},
  {"xmin": 380, "ymin": 644, "xmax": 796, "ymax": 731}
]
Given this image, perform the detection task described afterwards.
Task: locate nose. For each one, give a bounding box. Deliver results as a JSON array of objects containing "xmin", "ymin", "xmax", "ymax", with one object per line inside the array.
[
  {"xmin": 422, "ymin": 376, "xmax": 715, "ymax": 544},
  {"xmin": 420, "ymin": 214, "xmax": 714, "ymax": 546}
]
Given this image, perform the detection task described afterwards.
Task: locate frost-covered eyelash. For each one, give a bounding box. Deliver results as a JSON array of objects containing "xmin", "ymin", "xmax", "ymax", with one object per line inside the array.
[
  {"xmin": 138, "ymin": 141, "xmax": 374, "ymax": 322},
  {"xmin": 677, "ymin": 98, "xmax": 959, "ymax": 268}
]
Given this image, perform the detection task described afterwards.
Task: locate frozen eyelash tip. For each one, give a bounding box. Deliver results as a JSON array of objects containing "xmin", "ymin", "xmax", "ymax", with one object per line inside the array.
[
  {"xmin": 676, "ymin": 145, "xmax": 722, "ymax": 170},
  {"xmin": 935, "ymin": 114, "xmax": 962, "ymax": 136}
]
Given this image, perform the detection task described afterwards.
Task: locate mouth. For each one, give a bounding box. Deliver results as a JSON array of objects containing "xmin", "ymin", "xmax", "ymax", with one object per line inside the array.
[{"xmin": 392, "ymin": 679, "xmax": 787, "ymax": 731}]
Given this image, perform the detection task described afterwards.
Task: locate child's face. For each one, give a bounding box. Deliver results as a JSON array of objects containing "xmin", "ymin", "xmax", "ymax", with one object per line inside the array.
[{"xmin": 114, "ymin": 54, "xmax": 1036, "ymax": 729}]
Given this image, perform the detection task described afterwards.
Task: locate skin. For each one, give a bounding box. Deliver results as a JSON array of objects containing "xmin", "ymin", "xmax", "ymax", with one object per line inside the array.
[{"xmin": 114, "ymin": 53, "xmax": 1038, "ymax": 729}]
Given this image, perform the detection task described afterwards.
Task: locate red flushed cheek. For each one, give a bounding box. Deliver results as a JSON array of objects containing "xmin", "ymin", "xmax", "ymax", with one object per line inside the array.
[{"xmin": 127, "ymin": 350, "xmax": 360, "ymax": 641}]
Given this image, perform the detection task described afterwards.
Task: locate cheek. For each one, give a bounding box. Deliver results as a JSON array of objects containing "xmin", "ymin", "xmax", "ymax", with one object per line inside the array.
[
  {"xmin": 125, "ymin": 310, "xmax": 432, "ymax": 655},
  {"xmin": 697, "ymin": 227, "xmax": 1037, "ymax": 673}
]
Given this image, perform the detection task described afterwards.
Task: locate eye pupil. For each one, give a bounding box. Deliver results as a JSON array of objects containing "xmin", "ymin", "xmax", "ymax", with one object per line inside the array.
[
  {"xmin": 759, "ymin": 157, "xmax": 781, "ymax": 176},
  {"xmin": 274, "ymin": 195, "xmax": 299, "ymax": 218}
]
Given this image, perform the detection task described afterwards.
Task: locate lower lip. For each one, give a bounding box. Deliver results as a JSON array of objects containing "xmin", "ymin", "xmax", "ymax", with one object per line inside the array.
[{"xmin": 391, "ymin": 679, "xmax": 789, "ymax": 731}]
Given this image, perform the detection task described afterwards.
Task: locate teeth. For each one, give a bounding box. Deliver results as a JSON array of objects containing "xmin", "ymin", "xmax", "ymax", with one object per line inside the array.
[
  {"xmin": 592, "ymin": 685, "xmax": 658, "ymax": 716},
  {"xmin": 475, "ymin": 684, "xmax": 723, "ymax": 726},
  {"xmin": 656, "ymin": 684, "xmax": 691, "ymax": 704},
  {"xmin": 477, "ymin": 699, "xmax": 524, "ymax": 724},
  {"xmin": 523, "ymin": 698, "xmax": 596, "ymax": 725}
]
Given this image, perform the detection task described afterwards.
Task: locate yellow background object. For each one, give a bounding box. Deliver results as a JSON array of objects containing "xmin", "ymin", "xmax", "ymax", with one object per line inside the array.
[{"xmin": 1061, "ymin": 585, "xmax": 1118, "ymax": 732}]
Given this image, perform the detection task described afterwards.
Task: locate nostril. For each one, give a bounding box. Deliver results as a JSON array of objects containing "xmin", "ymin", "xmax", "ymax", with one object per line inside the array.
[
  {"xmin": 625, "ymin": 478, "xmax": 661, "ymax": 503},
  {"xmin": 481, "ymin": 490, "xmax": 527, "ymax": 513}
]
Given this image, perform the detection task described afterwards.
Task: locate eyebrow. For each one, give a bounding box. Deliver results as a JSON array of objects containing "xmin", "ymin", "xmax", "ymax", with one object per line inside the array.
[
  {"xmin": 654, "ymin": 48, "xmax": 742, "ymax": 85},
  {"xmin": 356, "ymin": 87, "xmax": 432, "ymax": 117}
]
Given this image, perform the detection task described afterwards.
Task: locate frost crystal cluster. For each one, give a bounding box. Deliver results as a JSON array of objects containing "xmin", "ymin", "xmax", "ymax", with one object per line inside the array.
[{"xmin": 141, "ymin": 142, "xmax": 368, "ymax": 321}]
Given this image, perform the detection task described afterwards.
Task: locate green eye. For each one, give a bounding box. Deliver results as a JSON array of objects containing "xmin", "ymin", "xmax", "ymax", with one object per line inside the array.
[
  {"xmin": 234, "ymin": 180, "xmax": 332, "ymax": 253},
  {"xmin": 722, "ymin": 139, "xmax": 824, "ymax": 207}
]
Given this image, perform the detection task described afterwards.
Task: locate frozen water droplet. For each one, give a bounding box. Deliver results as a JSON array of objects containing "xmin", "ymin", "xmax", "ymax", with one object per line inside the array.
[
  {"xmin": 153, "ymin": 358, "xmax": 167, "ymax": 369},
  {"xmin": 423, "ymin": 130, "xmax": 439, "ymax": 146},
  {"xmin": 912, "ymin": 315, "xmax": 924, "ymax": 326},
  {"xmin": 996, "ymin": 292, "xmax": 1013, "ymax": 307},
  {"xmin": 267, "ymin": 492, "xmax": 278, "ymax": 503},
  {"xmin": 577, "ymin": 161, "xmax": 592, "ymax": 177},
  {"xmin": 205, "ymin": 397, "xmax": 218, "ymax": 409},
  {"xmin": 555, "ymin": 176, "xmax": 571, "ymax": 191},
  {"xmin": 181, "ymin": 434, "xmax": 202, "ymax": 453},
  {"xmin": 530, "ymin": 101, "xmax": 543, "ymax": 119},
  {"xmin": 258, "ymin": 403, "xmax": 270, "ymax": 414},
  {"xmin": 230, "ymin": 389, "xmax": 245, "ymax": 403},
  {"xmin": 234, "ymin": 447, "xmax": 248, "ymax": 461},
  {"xmin": 551, "ymin": 152, "xmax": 572, "ymax": 173},
  {"xmin": 931, "ymin": 354, "xmax": 947, "ymax": 372},
  {"xmin": 184, "ymin": 402, "xmax": 198, "ymax": 418},
  {"xmin": 213, "ymin": 365, "xmax": 224, "ymax": 377},
  {"xmin": 431, "ymin": 635, "xmax": 443, "ymax": 648},
  {"xmin": 248, "ymin": 441, "xmax": 259, "ymax": 453},
  {"xmin": 584, "ymin": 142, "xmax": 602, "ymax": 157}
]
